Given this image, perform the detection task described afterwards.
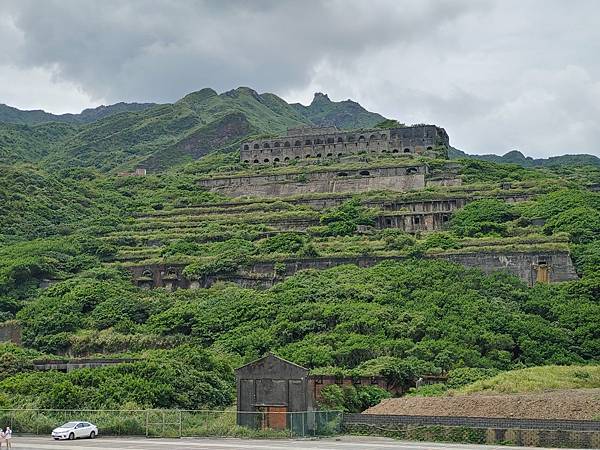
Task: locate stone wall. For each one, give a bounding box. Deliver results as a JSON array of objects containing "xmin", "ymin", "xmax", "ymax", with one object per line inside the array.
[
  {"xmin": 240, "ymin": 125, "xmax": 449, "ymax": 165},
  {"xmin": 127, "ymin": 250, "xmax": 578, "ymax": 290},
  {"xmin": 198, "ymin": 165, "xmax": 428, "ymax": 197},
  {"xmin": 0, "ymin": 321, "xmax": 21, "ymax": 345},
  {"xmin": 343, "ymin": 414, "xmax": 600, "ymax": 448}
]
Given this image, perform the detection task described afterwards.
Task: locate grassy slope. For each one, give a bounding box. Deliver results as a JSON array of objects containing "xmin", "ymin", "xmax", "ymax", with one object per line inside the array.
[
  {"xmin": 457, "ymin": 365, "xmax": 600, "ymax": 394},
  {"xmin": 0, "ymin": 88, "xmax": 387, "ymax": 173}
]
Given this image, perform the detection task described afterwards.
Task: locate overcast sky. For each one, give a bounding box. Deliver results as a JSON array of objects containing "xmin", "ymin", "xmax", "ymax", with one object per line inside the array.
[{"xmin": 1, "ymin": 0, "xmax": 599, "ymax": 157}]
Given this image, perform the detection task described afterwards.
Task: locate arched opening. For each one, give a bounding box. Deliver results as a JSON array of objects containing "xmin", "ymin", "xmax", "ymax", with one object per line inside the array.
[
  {"xmin": 305, "ymin": 154, "xmax": 311, "ymax": 158},
  {"xmin": 264, "ymin": 143, "xmax": 270, "ymax": 149},
  {"xmin": 337, "ymin": 172, "xmax": 348, "ymax": 177},
  {"xmin": 284, "ymin": 157, "xmax": 290, "ymax": 161},
  {"xmin": 243, "ymin": 160, "xmax": 249, "ymax": 163},
  {"xmin": 274, "ymin": 142, "xmax": 280, "ymax": 148},
  {"xmin": 347, "ymin": 135, "xmax": 355, "ymax": 142},
  {"xmin": 253, "ymin": 159, "xmax": 259, "ymax": 163},
  {"xmin": 284, "ymin": 141, "xmax": 291, "ymax": 148},
  {"xmin": 369, "ymin": 134, "xmax": 376, "ymax": 140},
  {"xmin": 337, "ymin": 137, "xmax": 343, "ymax": 143},
  {"xmin": 327, "ymin": 137, "xmax": 334, "ymax": 144},
  {"xmin": 359, "ymin": 170, "xmax": 370, "ymax": 176},
  {"xmin": 404, "ymin": 148, "xmax": 411, "ymax": 153},
  {"xmin": 392, "ymin": 149, "xmax": 399, "ymax": 153},
  {"xmin": 274, "ymin": 158, "xmax": 280, "ymax": 162},
  {"xmin": 326, "ymin": 153, "xmax": 333, "ymax": 157},
  {"xmin": 358, "ymin": 135, "xmax": 365, "ymax": 141},
  {"xmin": 407, "ymin": 167, "xmax": 418, "ymax": 174},
  {"xmin": 381, "ymin": 134, "xmax": 387, "ymax": 140},
  {"xmin": 264, "ymin": 158, "xmax": 270, "ymax": 163},
  {"xmin": 243, "ymin": 144, "xmax": 249, "ymax": 150},
  {"xmin": 142, "ymin": 269, "xmax": 153, "ymax": 278},
  {"xmin": 337, "ymin": 152, "xmax": 343, "ymax": 157},
  {"xmin": 316, "ymin": 153, "xmax": 322, "ymax": 158},
  {"xmin": 390, "ymin": 133, "xmax": 397, "ymax": 139},
  {"xmin": 426, "ymin": 146, "xmax": 433, "ymax": 150},
  {"xmin": 253, "ymin": 144, "xmax": 260, "ymax": 149},
  {"xmin": 295, "ymin": 140, "xmax": 301, "ymax": 146},
  {"xmin": 305, "ymin": 139, "xmax": 312, "ymax": 145}
]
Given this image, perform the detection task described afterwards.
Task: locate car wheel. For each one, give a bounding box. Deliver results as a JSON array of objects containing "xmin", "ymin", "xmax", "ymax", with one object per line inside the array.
[
  {"xmin": 54, "ymin": 438, "xmax": 59, "ymax": 440},
  {"xmin": 69, "ymin": 432, "xmax": 75, "ymax": 440},
  {"xmin": 90, "ymin": 431, "xmax": 96, "ymax": 439}
]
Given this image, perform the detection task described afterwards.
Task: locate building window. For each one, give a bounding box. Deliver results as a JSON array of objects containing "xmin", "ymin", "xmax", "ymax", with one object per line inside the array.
[
  {"xmin": 284, "ymin": 141, "xmax": 291, "ymax": 147},
  {"xmin": 264, "ymin": 158, "xmax": 269, "ymax": 163},
  {"xmin": 337, "ymin": 137, "xmax": 343, "ymax": 143},
  {"xmin": 316, "ymin": 153, "xmax": 322, "ymax": 158},
  {"xmin": 264, "ymin": 143, "xmax": 270, "ymax": 149},
  {"xmin": 359, "ymin": 170, "xmax": 370, "ymax": 176},
  {"xmin": 274, "ymin": 142, "xmax": 280, "ymax": 148},
  {"xmin": 253, "ymin": 159, "xmax": 259, "ymax": 163},
  {"xmin": 295, "ymin": 140, "xmax": 301, "ymax": 146},
  {"xmin": 253, "ymin": 144, "xmax": 260, "ymax": 149},
  {"xmin": 337, "ymin": 172, "xmax": 348, "ymax": 177},
  {"xmin": 243, "ymin": 144, "xmax": 249, "ymax": 150},
  {"xmin": 426, "ymin": 146, "xmax": 433, "ymax": 150},
  {"xmin": 305, "ymin": 139, "xmax": 312, "ymax": 145},
  {"xmin": 274, "ymin": 158, "xmax": 280, "ymax": 162}
]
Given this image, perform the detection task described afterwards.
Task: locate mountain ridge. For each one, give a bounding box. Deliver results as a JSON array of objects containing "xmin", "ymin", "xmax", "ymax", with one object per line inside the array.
[{"xmin": 0, "ymin": 101, "xmax": 157, "ymax": 125}]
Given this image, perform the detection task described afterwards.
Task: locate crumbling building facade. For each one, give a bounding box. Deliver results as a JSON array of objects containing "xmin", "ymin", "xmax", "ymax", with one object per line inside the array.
[{"xmin": 240, "ymin": 124, "xmax": 449, "ymax": 165}]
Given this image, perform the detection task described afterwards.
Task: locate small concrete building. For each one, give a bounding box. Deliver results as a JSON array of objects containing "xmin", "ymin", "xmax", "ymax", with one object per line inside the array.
[{"xmin": 235, "ymin": 353, "xmax": 313, "ymax": 430}]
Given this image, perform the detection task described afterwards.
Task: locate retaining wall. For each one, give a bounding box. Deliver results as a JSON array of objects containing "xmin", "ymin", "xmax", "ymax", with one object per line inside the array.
[
  {"xmin": 343, "ymin": 414, "xmax": 600, "ymax": 448},
  {"xmin": 127, "ymin": 250, "xmax": 578, "ymax": 290}
]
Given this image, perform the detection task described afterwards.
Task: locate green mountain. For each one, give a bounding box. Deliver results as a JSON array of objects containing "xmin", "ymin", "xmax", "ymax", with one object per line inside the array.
[
  {"xmin": 0, "ymin": 88, "xmax": 387, "ymax": 172},
  {"xmin": 449, "ymin": 147, "xmax": 600, "ymax": 167},
  {"xmin": 291, "ymin": 92, "xmax": 386, "ymax": 129},
  {"xmin": 0, "ymin": 102, "xmax": 156, "ymax": 125}
]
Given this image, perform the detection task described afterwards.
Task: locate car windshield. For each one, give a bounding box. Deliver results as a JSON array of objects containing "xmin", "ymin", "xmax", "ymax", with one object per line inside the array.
[{"xmin": 59, "ymin": 422, "xmax": 79, "ymax": 428}]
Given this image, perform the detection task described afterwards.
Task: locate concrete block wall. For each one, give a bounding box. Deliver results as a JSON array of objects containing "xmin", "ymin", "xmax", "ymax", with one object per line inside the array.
[{"xmin": 343, "ymin": 414, "xmax": 600, "ymax": 448}]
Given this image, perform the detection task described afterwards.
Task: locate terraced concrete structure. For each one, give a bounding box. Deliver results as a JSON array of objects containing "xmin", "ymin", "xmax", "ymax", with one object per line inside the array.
[
  {"xmin": 128, "ymin": 250, "xmax": 578, "ymax": 291},
  {"xmin": 197, "ymin": 164, "xmax": 435, "ymax": 197},
  {"xmin": 240, "ymin": 125, "xmax": 449, "ymax": 165}
]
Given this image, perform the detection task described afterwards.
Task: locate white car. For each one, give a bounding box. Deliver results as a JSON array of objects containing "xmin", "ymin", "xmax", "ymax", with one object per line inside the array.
[{"xmin": 51, "ymin": 421, "xmax": 98, "ymax": 440}]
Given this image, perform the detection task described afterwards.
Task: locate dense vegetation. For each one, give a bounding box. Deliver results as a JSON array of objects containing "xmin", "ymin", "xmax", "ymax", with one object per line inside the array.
[{"xmin": 0, "ymin": 89, "xmax": 598, "ymax": 414}]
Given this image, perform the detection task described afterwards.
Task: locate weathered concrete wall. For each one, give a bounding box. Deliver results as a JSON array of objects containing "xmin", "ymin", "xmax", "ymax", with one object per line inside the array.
[
  {"xmin": 0, "ymin": 321, "xmax": 21, "ymax": 345},
  {"xmin": 127, "ymin": 250, "xmax": 578, "ymax": 290},
  {"xmin": 198, "ymin": 166, "xmax": 428, "ymax": 198},
  {"xmin": 343, "ymin": 414, "xmax": 600, "ymax": 448},
  {"xmin": 241, "ymin": 125, "xmax": 449, "ymax": 165}
]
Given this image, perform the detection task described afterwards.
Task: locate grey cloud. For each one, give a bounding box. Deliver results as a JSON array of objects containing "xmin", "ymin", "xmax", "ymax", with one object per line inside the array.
[{"xmin": 1, "ymin": 0, "xmax": 599, "ymax": 157}]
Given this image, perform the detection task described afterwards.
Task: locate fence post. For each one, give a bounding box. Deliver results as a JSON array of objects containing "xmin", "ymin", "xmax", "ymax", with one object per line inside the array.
[
  {"xmin": 145, "ymin": 410, "xmax": 149, "ymax": 437},
  {"xmin": 179, "ymin": 410, "xmax": 182, "ymax": 438}
]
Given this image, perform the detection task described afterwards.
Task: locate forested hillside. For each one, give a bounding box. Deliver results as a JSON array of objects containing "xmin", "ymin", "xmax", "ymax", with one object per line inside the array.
[
  {"xmin": 0, "ymin": 88, "xmax": 598, "ymax": 414},
  {"xmin": 0, "ymin": 89, "xmax": 385, "ymax": 172}
]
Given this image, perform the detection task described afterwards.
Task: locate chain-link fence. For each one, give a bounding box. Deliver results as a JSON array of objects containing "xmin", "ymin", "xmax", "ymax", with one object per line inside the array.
[{"xmin": 0, "ymin": 409, "xmax": 343, "ymax": 438}]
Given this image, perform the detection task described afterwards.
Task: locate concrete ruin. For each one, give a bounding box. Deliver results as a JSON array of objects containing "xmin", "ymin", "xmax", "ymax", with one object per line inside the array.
[
  {"xmin": 127, "ymin": 249, "xmax": 578, "ymax": 291},
  {"xmin": 197, "ymin": 165, "xmax": 439, "ymax": 198},
  {"xmin": 240, "ymin": 125, "xmax": 449, "ymax": 165}
]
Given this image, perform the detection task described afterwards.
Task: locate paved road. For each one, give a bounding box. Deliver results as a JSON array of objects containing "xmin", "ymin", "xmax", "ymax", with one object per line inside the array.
[{"xmin": 7, "ymin": 436, "xmax": 578, "ymax": 450}]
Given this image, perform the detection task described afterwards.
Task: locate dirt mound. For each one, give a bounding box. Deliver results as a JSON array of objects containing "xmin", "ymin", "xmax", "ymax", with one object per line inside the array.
[{"xmin": 363, "ymin": 388, "xmax": 600, "ymax": 420}]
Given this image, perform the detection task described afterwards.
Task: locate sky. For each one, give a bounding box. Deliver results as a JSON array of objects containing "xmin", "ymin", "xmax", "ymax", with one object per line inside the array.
[{"xmin": 1, "ymin": 0, "xmax": 599, "ymax": 158}]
